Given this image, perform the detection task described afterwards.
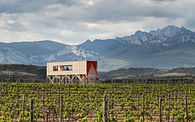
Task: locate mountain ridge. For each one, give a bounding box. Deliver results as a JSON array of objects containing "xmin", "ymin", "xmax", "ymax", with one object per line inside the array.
[{"xmin": 1, "ymin": 25, "xmax": 195, "ymax": 71}]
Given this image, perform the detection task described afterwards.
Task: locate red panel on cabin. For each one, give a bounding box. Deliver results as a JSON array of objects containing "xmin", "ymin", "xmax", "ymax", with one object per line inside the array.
[{"xmin": 87, "ymin": 61, "xmax": 97, "ymax": 75}]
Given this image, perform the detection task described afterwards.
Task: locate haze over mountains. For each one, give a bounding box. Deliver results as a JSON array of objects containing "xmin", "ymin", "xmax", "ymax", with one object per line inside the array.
[{"xmin": 0, "ymin": 25, "xmax": 195, "ymax": 71}]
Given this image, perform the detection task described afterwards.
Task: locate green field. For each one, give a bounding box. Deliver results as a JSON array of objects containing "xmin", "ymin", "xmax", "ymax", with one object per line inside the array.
[{"xmin": 0, "ymin": 83, "xmax": 195, "ymax": 122}]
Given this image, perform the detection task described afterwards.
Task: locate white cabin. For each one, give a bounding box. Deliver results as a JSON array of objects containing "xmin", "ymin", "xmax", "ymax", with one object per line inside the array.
[{"xmin": 46, "ymin": 60, "xmax": 98, "ymax": 83}]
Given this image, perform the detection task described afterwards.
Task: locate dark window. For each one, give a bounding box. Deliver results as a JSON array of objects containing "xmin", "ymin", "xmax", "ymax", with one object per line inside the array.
[
  {"xmin": 53, "ymin": 66, "xmax": 58, "ymax": 71},
  {"xmin": 60, "ymin": 65, "xmax": 72, "ymax": 71}
]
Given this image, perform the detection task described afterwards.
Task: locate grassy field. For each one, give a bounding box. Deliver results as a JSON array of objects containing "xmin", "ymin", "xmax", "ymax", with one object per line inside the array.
[{"xmin": 0, "ymin": 83, "xmax": 194, "ymax": 121}]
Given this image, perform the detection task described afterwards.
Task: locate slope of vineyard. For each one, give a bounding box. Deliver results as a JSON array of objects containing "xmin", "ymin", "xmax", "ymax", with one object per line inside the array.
[{"xmin": 0, "ymin": 83, "xmax": 194, "ymax": 121}]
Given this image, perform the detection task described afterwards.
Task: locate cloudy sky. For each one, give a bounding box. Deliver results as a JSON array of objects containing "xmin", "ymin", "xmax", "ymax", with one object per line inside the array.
[{"xmin": 0, "ymin": 0, "xmax": 194, "ymax": 45}]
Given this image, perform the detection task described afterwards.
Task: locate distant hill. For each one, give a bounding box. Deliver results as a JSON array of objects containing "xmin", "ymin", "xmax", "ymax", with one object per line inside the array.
[
  {"xmin": 0, "ymin": 64, "xmax": 45, "ymax": 82},
  {"xmin": 0, "ymin": 64, "xmax": 195, "ymax": 82},
  {"xmin": 1, "ymin": 25, "xmax": 195, "ymax": 71},
  {"xmin": 99, "ymin": 67, "xmax": 195, "ymax": 79}
]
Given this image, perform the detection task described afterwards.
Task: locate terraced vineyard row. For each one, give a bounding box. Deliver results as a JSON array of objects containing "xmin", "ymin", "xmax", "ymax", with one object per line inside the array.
[{"xmin": 0, "ymin": 83, "xmax": 195, "ymax": 121}]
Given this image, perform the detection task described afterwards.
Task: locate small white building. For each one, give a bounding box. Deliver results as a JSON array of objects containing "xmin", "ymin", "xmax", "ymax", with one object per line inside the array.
[{"xmin": 46, "ymin": 60, "xmax": 98, "ymax": 83}]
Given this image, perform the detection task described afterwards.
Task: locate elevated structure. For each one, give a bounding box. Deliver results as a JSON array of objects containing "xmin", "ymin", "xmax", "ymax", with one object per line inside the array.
[{"xmin": 46, "ymin": 60, "xmax": 98, "ymax": 84}]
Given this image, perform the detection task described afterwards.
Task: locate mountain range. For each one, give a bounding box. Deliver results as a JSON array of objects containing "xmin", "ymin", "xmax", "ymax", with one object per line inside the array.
[{"xmin": 1, "ymin": 25, "xmax": 195, "ymax": 71}]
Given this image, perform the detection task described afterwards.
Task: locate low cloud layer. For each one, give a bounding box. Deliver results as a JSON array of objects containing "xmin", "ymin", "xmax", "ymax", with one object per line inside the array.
[{"xmin": 0, "ymin": 0, "xmax": 194, "ymax": 44}]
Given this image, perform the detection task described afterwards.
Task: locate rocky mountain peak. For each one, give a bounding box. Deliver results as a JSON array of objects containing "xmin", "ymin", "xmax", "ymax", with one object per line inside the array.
[
  {"xmin": 161, "ymin": 25, "xmax": 179, "ymax": 31},
  {"xmin": 115, "ymin": 25, "xmax": 194, "ymax": 45}
]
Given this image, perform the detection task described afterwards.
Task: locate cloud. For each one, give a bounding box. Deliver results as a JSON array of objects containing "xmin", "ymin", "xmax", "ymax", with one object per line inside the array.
[
  {"xmin": 42, "ymin": 0, "xmax": 182, "ymax": 23},
  {"xmin": 0, "ymin": 0, "xmax": 194, "ymax": 44},
  {"xmin": 87, "ymin": 0, "xmax": 181, "ymax": 22},
  {"xmin": 150, "ymin": 0, "xmax": 176, "ymax": 2},
  {"xmin": 0, "ymin": 0, "xmax": 79, "ymax": 14}
]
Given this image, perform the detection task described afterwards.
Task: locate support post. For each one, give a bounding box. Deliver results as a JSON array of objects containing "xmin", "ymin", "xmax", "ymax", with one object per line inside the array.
[
  {"xmin": 168, "ymin": 94, "xmax": 170, "ymax": 122},
  {"xmin": 22, "ymin": 94, "xmax": 25, "ymax": 121},
  {"xmin": 137, "ymin": 94, "xmax": 139, "ymax": 111},
  {"xmin": 103, "ymin": 94, "xmax": 108, "ymax": 122},
  {"xmin": 46, "ymin": 112, "xmax": 48, "ymax": 122},
  {"xmin": 16, "ymin": 82, "xmax": 19, "ymax": 117},
  {"xmin": 185, "ymin": 93, "xmax": 188, "ymax": 122},
  {"xmin": 60, "ymin": 95, "xmax": 63, "ymax": 122},
  {"xmin": 30, "ymin": 99, "xmax": 34, "ymax": 122},
  {"xmin": 159, "ymin": 97, "xmax": 162, "ymax": 122},
  {"xmin": 42, "ymin": 92, "xmax": 45, "ymax": 108},
  {"xmin": 142, "ymin": 94, "xmax": 144, "ymax": 122}
]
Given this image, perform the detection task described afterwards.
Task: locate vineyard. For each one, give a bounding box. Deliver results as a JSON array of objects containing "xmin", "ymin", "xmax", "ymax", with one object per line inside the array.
[{"xmin": 0, "ymin": 83, "xmax": 195, "ymax": 122}]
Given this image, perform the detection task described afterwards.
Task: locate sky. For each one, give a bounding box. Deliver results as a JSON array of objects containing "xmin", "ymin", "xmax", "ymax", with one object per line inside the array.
[{"xmin": 0, "ymin": 0, "xmax": 194, "ymax": 45}]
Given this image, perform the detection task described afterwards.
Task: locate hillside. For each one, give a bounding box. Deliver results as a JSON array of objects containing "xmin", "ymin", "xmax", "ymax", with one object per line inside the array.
[
  {"xmin": 0, "ymin": 64, "xmax": 46, "ymax": 82},
  {"xmin": 99, "ymin": 67, "xmax": 195, "ymax": 79},
  {"xmin": 1, "ymin": 64, "xmax": 195, "ymax": 82}
]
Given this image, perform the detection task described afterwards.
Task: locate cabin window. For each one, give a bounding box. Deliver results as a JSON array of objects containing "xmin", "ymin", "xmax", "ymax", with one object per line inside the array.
[
  {"xmin": 53, "ymin": 66, "xmax": 58, "ymax": 71},
  {"xmin": 67, "ymin": 65, "xmax": 72, "ymax": 71},
  {"xmin": 60, "ymin": 65, "xmax": 72, "ymax": 71}
]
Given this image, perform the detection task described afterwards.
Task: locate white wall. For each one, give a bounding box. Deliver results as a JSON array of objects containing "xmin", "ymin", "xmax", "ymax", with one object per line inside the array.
[{"xmin": 47, "ymin": 61, "xmax": 87, "ymax": 76}]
